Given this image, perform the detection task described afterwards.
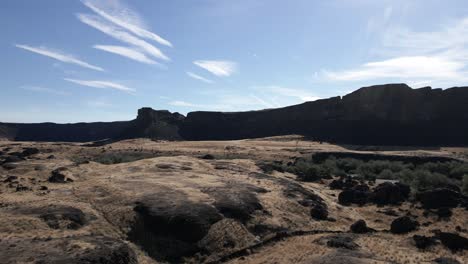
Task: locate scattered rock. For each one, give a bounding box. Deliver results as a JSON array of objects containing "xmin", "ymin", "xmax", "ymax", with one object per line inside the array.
[
  {"xmin": 390, "ymin": 216, "xmax": 419, "ymax": 234},
  {"xmin": 338, "ymin": 187, "xmax": 370, "ymax": 206},
  {"xmin": 48, "ymin": 167, "xmax": 75, "ymax": 183},
  {"xmin": 326, "ymin": 235, "xmax": 359, "ymax": 250},
  {"xmin": 433, "ymin": 257, "xmax": 461, "ymax": 264},
  {"xmin": 310, "ymin": 204, "xmax": 328, "ymax": 221},
  {"xmin": 2, "ymin": 155, "xmax": 24, "ymax": 164},
  {"xmin": 39, "ymin": 186, "xmax": 48, "ymax": 191},
  {"xmin": 201, "ymin": 154, "xmax": 215, "ymax": 160},
  {"xmin": 417, "ymin": 188, "xmax": 462, "ymax": 209},
  {"xmin": 436, "ymin": 207, "xmax": 452, "ymax": 219},
  {"xmin": 350, "ymin": 220, "xmax": 372, "ymax": 233},
  {"xmin": 371, "ymin": 182, "xmax": 410, "ymax": 205},
  {"xmin": 38, "ymin": 206, "xmax": 88, "ymax": 229},
  {"xmin": 21, "ymin": 147, "xmax": 39, "ymax": 157},
  {"xmin": 413, "ymin": 235, "xmax": 437, "ymax": 249},
  {"xmin": 15, "ymin": 185, "xmax": 30, "ymax": 192},
  {"xmin": 3, "ymin": 175, "xmax": 18, "ymax": 183},
  {"xmin": 437, "ymin": 232, "xmax": 468, "ymax": 252}
]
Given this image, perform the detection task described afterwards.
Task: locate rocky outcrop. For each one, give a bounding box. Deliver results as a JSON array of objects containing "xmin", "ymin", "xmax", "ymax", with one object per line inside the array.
[{"xmin": 1, "ymin": 84, "xmax": 468, "ymax": 145}]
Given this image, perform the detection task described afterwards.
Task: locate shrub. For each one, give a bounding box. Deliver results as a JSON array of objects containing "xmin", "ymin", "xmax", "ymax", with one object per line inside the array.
[{"xmin": 463, "ymin": 174, "xmax": 468, "ymax": 195}]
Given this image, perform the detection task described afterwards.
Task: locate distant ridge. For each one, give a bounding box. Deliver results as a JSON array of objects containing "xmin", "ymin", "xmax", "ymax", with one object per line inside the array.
[{"xmin": 1, "ymin": 84, "xmax": 467, "ymax": 146}]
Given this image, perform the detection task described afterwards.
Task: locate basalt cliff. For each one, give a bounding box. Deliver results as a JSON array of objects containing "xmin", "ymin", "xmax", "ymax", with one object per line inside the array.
[{"xmin": 1, "ymin": 83, "xmax": 468, "ymax": 146}]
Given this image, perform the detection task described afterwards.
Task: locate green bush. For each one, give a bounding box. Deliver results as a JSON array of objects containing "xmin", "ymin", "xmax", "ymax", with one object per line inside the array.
[{"xmin": 463, "ymin": 174, "xmax": 468, "ymax": 195}]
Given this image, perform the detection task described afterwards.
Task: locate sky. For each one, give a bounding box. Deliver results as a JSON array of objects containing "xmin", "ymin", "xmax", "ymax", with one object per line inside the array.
[{"xmin": 2, "ymin": 0, "xmax": 468, "ymax": 123}]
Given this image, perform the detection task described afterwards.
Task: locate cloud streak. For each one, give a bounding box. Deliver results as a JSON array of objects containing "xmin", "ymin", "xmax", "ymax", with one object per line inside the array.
[
  {"xmin": 82, "ymin": 0, "xmax": 172, "ymax": 47},
  {"xmin": 186, "ymin": 71, "xmax": 213, "ymax": 83},
  {"xmin": 193, "ymin": 60, "xmax": 237, "ymax": 77},
  {"xmin": 93, "ymin": 45, "xmax": 157, "ymax": 64},
  {"xmin": 64, "ymin": 78, "xmax": 135, "ymax": 92},
  {"xmin": 77, "ymin": 14, "xmax": 169, "ymax": 61},
  {"xmin": 15, "ymin": 44, "xmax": 104, "ymax": 71},
  {"xmin": 325, "ymin": 16, "xmax": 468, "ymax": 86}
]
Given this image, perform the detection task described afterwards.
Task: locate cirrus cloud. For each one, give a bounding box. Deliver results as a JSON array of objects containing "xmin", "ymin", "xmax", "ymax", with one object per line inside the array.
[
  {"xmin": 15, "ymin": 44, "xmax": 104, "ymax": 71},
  {"xmin": 64, "ymin": 78, "xmax": 135, "ymax": 92},
  {"xmin": 193, "ymin": 60, "xmax": 237, "ymax": 77}
]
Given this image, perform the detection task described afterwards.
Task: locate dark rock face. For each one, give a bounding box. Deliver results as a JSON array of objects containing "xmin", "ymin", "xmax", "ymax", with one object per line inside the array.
[
  {"xmin": 371, "ymin": 182, "xmax": 410, "ymax": 205},
  {"xmin": 350, "ymin": 220, "xmax": 372, "ymax": 233},
  {"xmin": 437, "ymin": 232, "xmax": 468, "ymax": 252},
  {"xmin": 0, "ymin": 236, "xmax": 137, "ymax": 264},
  {"xmin": 1, "ymin": 84, "xmax": 468, "ymax": 146},
  {"xmin": 180, "ymin": 84, "xmax": 468, "ymax": 146},
  {"xmin": 118, "ymin": 108, "xmax": 185, "ymax": 140},
  {"xmin": 413, "ymin": 235, "xmax": 437, "ymax": 249},
  {"xmin": 129, "ymin": 193, "xmax": 223, "ymax": 262},
  {"xmin": 417, "ymin": 188, "xmax": 462, "ymax": 209},
  {"xmin": 390, "ymin": 216, "xmax": 419, "ymax": 234}
]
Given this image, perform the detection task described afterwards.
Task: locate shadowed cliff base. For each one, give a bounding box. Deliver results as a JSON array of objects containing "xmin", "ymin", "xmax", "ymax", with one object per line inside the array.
[{"xmin": 1, "ymin": 83, "xmax": 468, "ymax": 146}]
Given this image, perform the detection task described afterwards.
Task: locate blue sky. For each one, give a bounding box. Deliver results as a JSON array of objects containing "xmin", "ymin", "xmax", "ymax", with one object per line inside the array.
[{"xmin": 2, "ymin": 0, "xmax": 468, "ymax": 123}]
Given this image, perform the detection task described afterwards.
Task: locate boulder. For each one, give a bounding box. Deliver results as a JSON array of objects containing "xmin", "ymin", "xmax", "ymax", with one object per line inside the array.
[
  {"xmin": 338, "ymin": 188, "xmax": 370, "ymax": 206},
  {"xmin": 437, "ymin": 232, "xmax": 468, "ymax": 252},
  {"xmin": 413, "ymin": 235, "xmax": 437, "ymax": 249},
  {"xmin": 371, "ymin": 182, "xmax": 410, "ymax": 205},
  {"xmin": 48, "ymin": 168, "xmax": 75, "ymax": 183},
  {"xmin": 3, "ymin": 175, "xmax": 18, "ymax": 183},
  {"xmin": 326, "ymin": 235, "xmax": 359, "ymax": 250},
  {"xmin": 433, "ymin": 257, "xmax": 461, "ymax": 264},
  {"xmin": 201, "ymin": 154, "xmax": 215, "ymax": 160},
  {"xmin": 310, "ymin": 204, "xmax": 328, "ymax": 221},
  {"xmin": 350, "ymin": 220, "xmax": 372, "ymax": 233},
  {"xmin": 390, "ymin": 216, "xmax": 419, "ymax": 234},
  {"xmin": 39, "ymin": 206, "xmax": 88, "ymax": 230},
  {"xmin": 21, "ymin": 147, "xmax": 39, "ymax": 157},
  {"xmin": 129, "ymin": 193, "xmax": 222, "ymax": 262},
  {"xmin": 417, "ymin": 188, "xmax": 462, "ymax": 209}
]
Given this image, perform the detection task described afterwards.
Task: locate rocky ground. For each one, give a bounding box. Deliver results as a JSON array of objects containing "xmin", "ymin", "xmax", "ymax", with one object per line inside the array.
[{"xmin": 0, "ymin": 136, "xmax": 467, "ymax": 264}]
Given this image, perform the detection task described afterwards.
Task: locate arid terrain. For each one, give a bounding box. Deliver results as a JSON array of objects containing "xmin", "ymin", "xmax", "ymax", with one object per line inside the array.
[{"xmin": 1, "ymin": 136, "xmax": 467, "ymax": 264}]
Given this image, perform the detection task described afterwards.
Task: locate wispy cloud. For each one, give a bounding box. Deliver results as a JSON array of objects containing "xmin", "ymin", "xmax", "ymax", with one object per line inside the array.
[
  {"xmin": 93, "ymin": 45, "xmax": 157, "ymax": 64},
  {"xmin": 168, "ymin": 100, "xmax": 198, "ymax": 107},
  {"xmin": 325, "ymin": 16, "xmax": 468, "ymax": 86},
  {"xmin": 15, "ymin": 44, "xmax": 104, "ymax": 71},
  {"xmin": 77, "ymin": 14, "xmax": 170, "ymax": 61},
  {"xmin": 186, "ymin": 71, "xmax": 213, "ymax": 83},
  {"xmin": 64, "ymin": 78, "xmax": 135, "ymax": 92},
  {"xmin": 324, "ymin": 56, "xmax": 463, "ymax": 81},
  {"xmin": 21, "ymin": 85, "xmax": 69, "ymax": 96},
  {"xmin": 82, "ymin": 0, "xmax": 172, "ymax": 47},
  {"xmin": 193, "ymin": 60, "xmax": 237, "ymax": 77}
]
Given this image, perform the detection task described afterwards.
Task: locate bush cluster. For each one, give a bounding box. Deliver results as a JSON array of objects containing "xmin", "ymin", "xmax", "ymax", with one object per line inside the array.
[{"xmin": 260, "ymin": 156, "xmax": 467, "ymax": 192}]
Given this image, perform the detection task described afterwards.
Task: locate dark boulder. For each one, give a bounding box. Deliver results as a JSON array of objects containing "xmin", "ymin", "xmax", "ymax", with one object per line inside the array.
[
  {"xmin": 129, "ymin": 193, "xmax": 222, "ymax": 262},
  {"xmin": 371, "ymin": 182, "xmax": 410, "ymax": 205},
  {"xmin": 436, "ymin": 207, "xmax": 453, "ymax": 219},
  {"xmin": 310, "ymin": 204, "xmax": 328, "ymax": 221},
  {"xmin": 2, "ymin": 155, "xmax": 24, "ymax": 164},
  {"xmin": 3, "ymin": 175, "xmax": 18, "ymax": 183},
  {"xmin": 417, "ymin": 188, "xmax": 462, "ymax": 209},
  {"xmin": 413, "ymin": 235, "xmax": 437, "ymax": 249},
  {"xmin": 326, "ymin": 235, "xmax": 359, "ymax": 250},
  {"xmin": 437, "ymin": 232, "xmax": 468, "ymax": 252},
  {"xmin": 350, "ymin": 220, "xmax": 372, "ymax": 233},
  {"xmin": 201, "ymin": 154, "xmax": 215, "ymax": 160},
  {"xmin": 38, "ymin": 206, "xmax": 88, "ymax": 229},
  {"xmin": 329, "ymin": 179, "xmax": 344, "ymax": 190},
  {"xmin": 338, "ymin": 187, "xmax": 370, "ymax": 206},
  {"xmin": 390, "ymin": 216, "xmax": 419, "ymax": 234},
  {"xmin": 433, "ymin": 257, "xmax": 461, "ymax": 264},
  {"xmin": 48, "ymin": 167, "xmax": 75, "ymax": 183},
  {"xmin": 21, "ymin": 147, "xmax": 40, "ymax": 157}
]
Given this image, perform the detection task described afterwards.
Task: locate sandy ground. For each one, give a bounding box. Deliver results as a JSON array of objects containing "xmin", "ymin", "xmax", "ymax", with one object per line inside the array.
[{"xmin": 0, "ymin": 136, "xmax": 466, "ymax": 263}]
